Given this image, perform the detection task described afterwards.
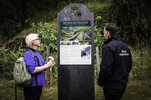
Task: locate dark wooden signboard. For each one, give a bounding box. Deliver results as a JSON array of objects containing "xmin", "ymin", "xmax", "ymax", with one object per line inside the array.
[{"xmin": 57, "ymin": 4, "xmax": 94, "ymax": 100}]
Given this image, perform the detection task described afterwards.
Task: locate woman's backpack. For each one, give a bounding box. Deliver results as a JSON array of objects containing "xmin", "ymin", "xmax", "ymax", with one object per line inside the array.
[{"xmin": 14, "ymin": 49, "xmax": 36, "ymax": 87}]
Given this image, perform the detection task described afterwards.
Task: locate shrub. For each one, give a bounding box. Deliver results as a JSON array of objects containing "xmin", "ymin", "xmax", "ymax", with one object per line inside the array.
[{"xmin": 0, "ymin": 47, "xmax": 22, "ymax": 79}]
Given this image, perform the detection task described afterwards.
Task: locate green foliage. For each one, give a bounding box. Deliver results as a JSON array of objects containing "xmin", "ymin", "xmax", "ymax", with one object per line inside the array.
[
  {"xmin": 130, "ymin": 47, "xmax": 151, "ymax": 80},
  {"xmin": 0, "ymin": 0, "xmax": 65, "ymax": 43},
  {"xmin": 94, "ymin": 16, "xmax": 105, "ymax": 50},
  {"xmin": 0, "ymin": 47, "xmax": 22, "ymax": 79},
  {"xmin": 0, "ymin": 0, "xmax": 95, "ymax": 44},
  {"xmin": 109, "ymin": 0, "xmax": 151, "ymax": 46},
  {"xmin": 86, "ymin": 0, "xmax": 112, "ymax": 12},
  {"xmin": 33, "ymin": 22, "xmax": 57, "ymax": 52}
]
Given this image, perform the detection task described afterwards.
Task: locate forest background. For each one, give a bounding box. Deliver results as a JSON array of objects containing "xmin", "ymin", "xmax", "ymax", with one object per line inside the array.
[{"xmin": 0, "ymin": 0, "xmax": 151, "ymax": 100}]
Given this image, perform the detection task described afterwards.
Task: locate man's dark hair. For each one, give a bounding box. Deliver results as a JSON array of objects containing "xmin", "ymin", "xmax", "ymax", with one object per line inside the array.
[{"xmin": 105, "ymin": 23, "xmax": 118, "ymax": 36}]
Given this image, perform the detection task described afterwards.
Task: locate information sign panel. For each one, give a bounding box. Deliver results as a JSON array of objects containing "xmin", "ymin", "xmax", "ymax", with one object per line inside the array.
[{"xmin": 60, "ymin": 20, "xmax": 91, "ymax": 65}]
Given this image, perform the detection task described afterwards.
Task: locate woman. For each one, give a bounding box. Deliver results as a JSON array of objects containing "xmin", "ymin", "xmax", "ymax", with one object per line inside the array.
[{"xmin": 24, "ymin": 33, "xmax": 54, "ymax": 100}]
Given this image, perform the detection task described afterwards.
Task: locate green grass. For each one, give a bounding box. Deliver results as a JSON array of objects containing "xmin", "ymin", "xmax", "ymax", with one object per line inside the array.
[
  {"xmin": 86, "ymin": 0, "xmax": 112, "ymax": 11},
  {"xmin": 122, "ymin": 79, "xmax": 151, "ymax": 100},
  {"xmin": 41, "ymin": 84, "xmax": 58, "ymax": 100},
  {"xmin": 0, "ymin": 79, "xmax": 24, "ymax": 100},
  {"xmin": 85, "ymin": 0, "xmax": 112, "ymax": 24},
  {"xmin": 1, "ymin": 77, "xmax": 151, "ymax": 100}
]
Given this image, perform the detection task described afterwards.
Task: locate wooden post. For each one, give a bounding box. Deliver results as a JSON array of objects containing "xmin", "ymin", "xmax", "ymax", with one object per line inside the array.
[
  {"xmin": 45, "ymin": 46, "xmax": 53, "ymax": 99},
  {"xmin": 50, "ymin": 67, "xmax": 53, "ymax": 100},
  {"xmin": 96, "ymin": 46, "xmax": 100, "ymax": 75},
  {"xmin": 45, "ymin": 46, "xmax": 50, "ymax": 81}
]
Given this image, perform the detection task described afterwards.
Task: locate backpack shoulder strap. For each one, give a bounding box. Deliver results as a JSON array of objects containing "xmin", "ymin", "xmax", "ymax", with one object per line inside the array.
[
  {"xmin": 28, "ymin": 49, "xmax": 36, "ymax": 61},
  {"xmin": 28, "ymin": 49, "xmax": 40, "ymax": 66},
  {"xmin": 27, "ymin": 49, "xmax": 39, "ymax": 85}
]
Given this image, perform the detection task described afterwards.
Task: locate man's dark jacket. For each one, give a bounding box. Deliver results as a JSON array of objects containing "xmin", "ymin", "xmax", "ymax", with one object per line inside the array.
[{"xmin": 98, "ymin": 36, "xmax": 132, "ymax": 89}]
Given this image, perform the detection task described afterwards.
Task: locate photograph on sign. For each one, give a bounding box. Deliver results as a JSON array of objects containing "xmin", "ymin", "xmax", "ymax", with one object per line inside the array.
[
  {"xmin": 60, "ymin": 26, "xmax": 91, "ymax": 44},
  {"xmin": 60, "ymin": 20, "xmax": 92, "ymax": 65}
]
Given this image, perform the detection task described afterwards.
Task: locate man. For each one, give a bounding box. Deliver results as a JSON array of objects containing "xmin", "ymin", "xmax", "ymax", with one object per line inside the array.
[
  {"xmin": 98, "ymin": 23, "xmax": 132, "ymax": 100},
  {"xmin": 24, "ymin": 33, "xmax": 54, "ymax": 100}
]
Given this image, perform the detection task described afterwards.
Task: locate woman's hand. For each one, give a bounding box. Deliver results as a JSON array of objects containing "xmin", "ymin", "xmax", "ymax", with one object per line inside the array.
[
  {"xmin": 33, "ymin": 56, "xmax": 55, "ymax": 74},
  {"xmin": 46, "ymin": 60, "xmax": 53, "ymax": 68},
  {"xmin": 47, "ymin": 56, "xmax": 54, "ymax": 62}
]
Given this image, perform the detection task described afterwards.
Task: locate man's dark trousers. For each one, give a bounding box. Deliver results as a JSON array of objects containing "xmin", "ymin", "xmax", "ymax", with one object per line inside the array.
[{"xmin": 103, "ymin": 87, "xmax": 125, "ymax": 100}]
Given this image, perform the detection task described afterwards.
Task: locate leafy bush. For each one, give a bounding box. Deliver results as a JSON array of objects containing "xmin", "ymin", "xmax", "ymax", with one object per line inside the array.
[
  {"xmin": 109, "ymin": 0, "xmax": 151, "ymax": 46},
  {"xmin": 0, "ymin": 47, "xmax": 22, "ymax": 79},
  {"xmin": 130, "ymin": 47, "xmax": 151, "ymax": 80},
  {"xmin": 94, "ymin": 16, "xmax": 105, "ymax": 50},
  {"xmin": 32, "ymin": 22, "xmax": 57, "ymax": 51}
]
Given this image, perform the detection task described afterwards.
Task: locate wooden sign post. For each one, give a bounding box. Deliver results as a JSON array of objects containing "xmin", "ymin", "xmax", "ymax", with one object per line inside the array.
[{"xmin": 57, "ymin": 4, "xmax": 94, "ymax": 100}]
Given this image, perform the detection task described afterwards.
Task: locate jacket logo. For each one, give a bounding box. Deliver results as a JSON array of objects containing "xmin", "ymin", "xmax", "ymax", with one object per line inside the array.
[{"xmin": 119, "ymin": 50, "xmax": 129, "ymax": 56}]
